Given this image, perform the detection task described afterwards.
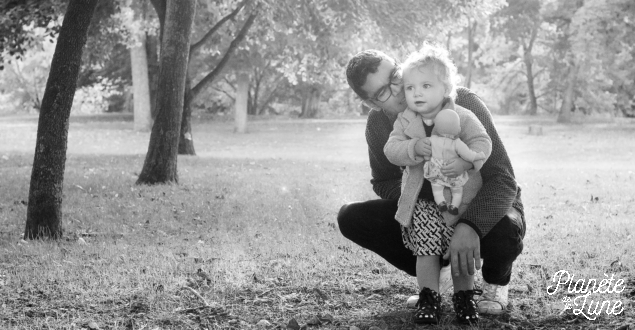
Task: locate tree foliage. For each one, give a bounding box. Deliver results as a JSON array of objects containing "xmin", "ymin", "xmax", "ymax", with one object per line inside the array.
[
  {"xmin": 4, "ymin": 0, "xmax": 635, "ymax": 120},
  {"xmin": 0, "ymin": 0, "xmax": 64, "ymax": 69}
]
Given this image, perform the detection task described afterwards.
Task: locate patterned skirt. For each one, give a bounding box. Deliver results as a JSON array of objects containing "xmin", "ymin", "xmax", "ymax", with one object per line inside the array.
[{"xmin": 401, "ymin": 198, "xmax": 455, "ymax": 256}]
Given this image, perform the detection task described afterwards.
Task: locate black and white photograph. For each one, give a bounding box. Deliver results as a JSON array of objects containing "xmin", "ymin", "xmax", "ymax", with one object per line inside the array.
[{"xmin": 0, "ymin": 0, "xmax": 633, "ymax": 329}]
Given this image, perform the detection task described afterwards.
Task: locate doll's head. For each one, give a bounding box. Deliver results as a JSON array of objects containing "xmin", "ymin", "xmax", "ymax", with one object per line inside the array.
[{"xmin": 434, "ymin": 109, "xmax": 461, "ymax": 137}]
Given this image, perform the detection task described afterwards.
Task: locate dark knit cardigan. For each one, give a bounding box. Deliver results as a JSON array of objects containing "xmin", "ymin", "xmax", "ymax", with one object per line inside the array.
[{"xmin": 365, "ymin": 87, "xmax": 524, "ymax": 238}]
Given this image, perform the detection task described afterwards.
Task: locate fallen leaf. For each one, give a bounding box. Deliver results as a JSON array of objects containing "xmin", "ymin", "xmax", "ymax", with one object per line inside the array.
[
  {"xmin": 318, "ymin": 313, "xmax": 334, "ymax": 324},
  {"xmin": 256, "ymin": 319, "xmax": 271, "ymax": 328},
  {"xmin": 306, "ymin": 315, "xmax": 320, "ymax": 325},
  {"xmin": 286, "ymin": 318, "xmax": 301, "ymax": 330},
  {"xmin": 367, "ymin": 293, "xmax": 382, "ymax": 300},
  {"xmin": 313, "ymin": 287, "xmax": 328, "ymax": 301}
]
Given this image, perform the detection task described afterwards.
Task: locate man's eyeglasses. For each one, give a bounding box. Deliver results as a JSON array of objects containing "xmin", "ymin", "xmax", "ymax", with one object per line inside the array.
[{"xmin": 369, "ymin": 67, "xmax": 399, "ymax": 103}]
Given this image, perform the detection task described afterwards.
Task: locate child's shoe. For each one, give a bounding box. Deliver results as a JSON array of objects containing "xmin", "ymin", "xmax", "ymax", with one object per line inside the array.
[
  {"xmin": 437, "ymin": 202, "xmax": 448, "ymax": 213},
  {"xmin": 413, "ymin": 287, "xmax": 442, "ymax": 324},
  {"xmin": 448, "ymin": 204, "xmax": 459, "ymax": 215},
  {"xmin": 406, "ymin": 265, "xmax": 453, "ymax": 309},
  {"xmin": 452, "ymin": 289, "xmax": 482, "ymax": 324}
]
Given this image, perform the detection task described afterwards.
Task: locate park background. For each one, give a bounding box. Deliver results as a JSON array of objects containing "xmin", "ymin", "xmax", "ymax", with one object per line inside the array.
[{"xmin": 1, "ymin": 0, "xmax": 634, "ymax": 329}]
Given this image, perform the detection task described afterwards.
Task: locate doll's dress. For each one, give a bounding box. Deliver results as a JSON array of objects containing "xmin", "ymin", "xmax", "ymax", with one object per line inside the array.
[{"xmin": 423, "ymin": 136, "xmax": 469, "ymax": 188}]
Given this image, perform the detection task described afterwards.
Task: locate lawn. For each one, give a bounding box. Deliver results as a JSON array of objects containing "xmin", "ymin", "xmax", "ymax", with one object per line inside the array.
[{"xmin": 0, "ymin": 113, "xmax": 634, "ymax": 330}]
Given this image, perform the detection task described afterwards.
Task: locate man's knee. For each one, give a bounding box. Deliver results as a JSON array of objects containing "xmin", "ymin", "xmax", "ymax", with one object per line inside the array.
[
  {"xmin": 482, "ymin": 213, "xmax": 524, "ymax": 261},
  {"xmin": 337, "ymin": 202, "xmax": 359, "ymax": 238}
]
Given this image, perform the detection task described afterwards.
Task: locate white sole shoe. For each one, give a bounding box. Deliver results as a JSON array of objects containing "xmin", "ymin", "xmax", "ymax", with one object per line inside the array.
[{"xmin": 477, "ymin": 282, "xmax": 508, "ymax": 315}]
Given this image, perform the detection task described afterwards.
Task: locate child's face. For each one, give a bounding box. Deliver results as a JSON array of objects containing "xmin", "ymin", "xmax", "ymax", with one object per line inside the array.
[{"xmin": 403, "ymin": 65, "xmax": 448, "ymax": 119}]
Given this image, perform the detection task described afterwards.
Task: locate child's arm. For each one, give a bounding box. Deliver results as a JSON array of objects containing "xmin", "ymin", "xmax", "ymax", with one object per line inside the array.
[{"xmin": 383, "ymin": 114, "xmax": 427, "ymax": 167}]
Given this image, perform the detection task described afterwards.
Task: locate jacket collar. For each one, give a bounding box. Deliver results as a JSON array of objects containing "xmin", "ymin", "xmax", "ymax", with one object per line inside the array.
[{"xmin": 399, "ymin": 97, "xmax": 456, "ymax": 138}]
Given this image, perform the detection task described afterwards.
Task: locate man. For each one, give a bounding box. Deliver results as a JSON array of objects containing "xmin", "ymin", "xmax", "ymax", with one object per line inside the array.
[{"xmin": 338, "ymin": 50, "xmax": 526, "ymax": 314}]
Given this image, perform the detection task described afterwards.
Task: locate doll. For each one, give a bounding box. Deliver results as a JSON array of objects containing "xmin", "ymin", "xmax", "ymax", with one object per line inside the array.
[{"xmin": 423, "ymin": 109, "xmax": 487, "ymax": 215}]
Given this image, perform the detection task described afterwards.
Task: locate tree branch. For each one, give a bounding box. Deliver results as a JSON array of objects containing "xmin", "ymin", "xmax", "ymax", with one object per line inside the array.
[
  {"xmin": 257, "ymin": 74, "xmax": 284, "ymax": 115},
  {"xmin": 189, "ymin": 0, "xmax": 252, "ymax": 55},
  {"xmin": 149, "ymin": 0, "xmax": 166, "ymax": 40},
  {"xmin": 212, "ymin": 86, "xmax": 235, "ymax": 102},
  {"xmin": 223, "ymin": 77, "xmax": 236, "ymax": 91},
  {"xmin": 188, "ymin": 5, "xmax": 260, "ymax": 105}
]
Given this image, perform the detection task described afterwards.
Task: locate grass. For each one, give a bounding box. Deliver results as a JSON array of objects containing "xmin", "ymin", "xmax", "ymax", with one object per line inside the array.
[{"xmin": 0, "ymin": 113, "xmax": 634, "ymax": 329}]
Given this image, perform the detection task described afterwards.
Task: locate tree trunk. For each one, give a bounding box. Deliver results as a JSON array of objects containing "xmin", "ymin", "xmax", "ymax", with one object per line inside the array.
[
  {"xmin": 147, "ymin": 0, "xmax": 164, "ymax": 119},
  {"xmin": 178, "ymin": 75, "xmax": 196, "ymax": 155},
  {"xmin": 145, "ymin": 33, "xmax": 160, "ymax": 119},
  {"xmin": 24, "ymin": 0, "xmax": 98, "ymax": 240},
  {"xmin": 137, "ymin": 0, "xmax": 195, "ymax": 185},
  {"xmin": 235, "ymin": 71, "xmax": 249, "ymax": 133},
  {"xmin": 300, "ymin": 87, "xmax": 321, "ymax": 118},
  {"xmin": 524, "ymin": 50, "xmax": 538, "ymax": 115},
  {"xmin": 524, "ymin": 22, "xmax": 540, "ymax": 116},
  {"xmin": 465, "ymin": 20, "xmax": 477, "ymax": 89},
  {"xmin": 557, "ymin": 61, "xmax": 578, "ymax": 123},
  {"xmin": 130, "ymin": 33, "xmax": 153, "ymax": 131}
]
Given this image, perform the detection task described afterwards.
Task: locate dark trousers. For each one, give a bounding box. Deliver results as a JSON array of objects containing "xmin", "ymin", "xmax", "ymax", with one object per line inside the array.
[{"xmin": 337, "ymin": 199, "xmax": 525, "ymax": 286}]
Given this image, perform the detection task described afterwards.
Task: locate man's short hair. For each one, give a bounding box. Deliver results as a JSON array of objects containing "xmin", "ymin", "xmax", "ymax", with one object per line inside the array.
[{"xmin": 346, "ymin": 50, "xmax": 396, "ymax": 100}]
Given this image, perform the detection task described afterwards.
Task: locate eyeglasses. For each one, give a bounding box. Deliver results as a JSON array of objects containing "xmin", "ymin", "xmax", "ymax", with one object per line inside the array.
[{"xmin": 369, "ymin": 67, "xmax": 400, "ymax": 103}]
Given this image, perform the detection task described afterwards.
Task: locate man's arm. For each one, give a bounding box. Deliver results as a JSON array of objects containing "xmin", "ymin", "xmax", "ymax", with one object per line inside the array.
[
  {"xmin": 366, "ymin": 110, "xmax": 402, "ymax": 200},
  {"xmin": 455, "ymin": 88, "xmax": 518, "ymax": 238}
]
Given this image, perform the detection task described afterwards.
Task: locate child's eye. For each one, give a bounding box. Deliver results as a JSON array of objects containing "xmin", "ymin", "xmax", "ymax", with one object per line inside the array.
[{"xmin": 423, "ymin": 84, "xmax": 431, "ymax": 88}]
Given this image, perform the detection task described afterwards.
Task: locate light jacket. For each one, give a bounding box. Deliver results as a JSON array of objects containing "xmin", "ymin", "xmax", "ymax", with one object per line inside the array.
[{"xmin": 383, "ymin": 105, "xmax": 492, "ymax": 227}]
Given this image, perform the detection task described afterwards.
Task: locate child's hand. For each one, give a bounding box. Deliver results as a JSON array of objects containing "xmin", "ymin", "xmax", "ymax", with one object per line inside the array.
[
  {"xmin": 414, "ymin": 138, "xmax": 431, "ymax": 160},
  {"xmin": 441, "ymin": 158, "xmax": 473, "ymax": 178}
]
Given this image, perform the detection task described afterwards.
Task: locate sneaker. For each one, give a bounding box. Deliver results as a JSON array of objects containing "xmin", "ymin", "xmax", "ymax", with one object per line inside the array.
[
  {"xmin": 406, "ymin": 265, "xmax": 453, "ymax": 309},
  {"xmin": 477, "ymin": 282, "xmax": 508, "ymax": 315}
]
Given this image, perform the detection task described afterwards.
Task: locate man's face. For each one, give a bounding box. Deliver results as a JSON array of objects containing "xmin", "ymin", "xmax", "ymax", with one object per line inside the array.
[{"xmin": 361, "ymin": 59, "xmax": 407, "ymax": 116}]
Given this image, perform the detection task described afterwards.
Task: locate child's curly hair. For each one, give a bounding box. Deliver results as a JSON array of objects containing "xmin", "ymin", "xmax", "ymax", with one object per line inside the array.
[{"xmin": 400, "ymin": 42, "xmax": 459, "ymax": 99}]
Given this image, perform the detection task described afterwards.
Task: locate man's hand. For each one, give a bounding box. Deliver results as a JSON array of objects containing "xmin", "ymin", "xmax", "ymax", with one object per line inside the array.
[
  {"xmin": 414, "ymin": 138, "xmax": 431, "ymax": 160},
  {"xmin": 441, "ymin": 158, "xmax": 473, "ymax": 178},
  {"xmin": 443, "ymin": 223, "xmax": 481, "ymax": 276}
]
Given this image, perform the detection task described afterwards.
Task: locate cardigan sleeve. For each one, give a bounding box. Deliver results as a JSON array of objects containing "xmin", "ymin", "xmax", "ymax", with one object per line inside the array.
[
  {"xmin": 455, "ymin": 88, "xmax": 519, "ymax": 238},
  {"xmin": 366, "ymin": 110, "xmax": 403, "ymax": 200},
  {"xmin": 456, "ymin": 109, "xmax": 491, "ymax": 172},
  {"xmin": 384, "ymin": 113, "xmax": 426, "ymax": 167}
]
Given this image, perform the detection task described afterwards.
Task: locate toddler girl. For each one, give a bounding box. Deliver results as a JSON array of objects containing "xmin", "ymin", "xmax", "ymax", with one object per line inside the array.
[{"xmin": 383, "ymin": 43, "xmax": 491, "ymax": 325}]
